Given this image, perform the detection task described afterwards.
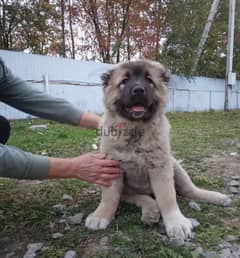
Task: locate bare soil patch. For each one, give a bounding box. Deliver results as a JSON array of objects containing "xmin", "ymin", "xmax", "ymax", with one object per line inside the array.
[{"xmin": 202, "ymin": 153, "xmax": 240, "ymax": 177}]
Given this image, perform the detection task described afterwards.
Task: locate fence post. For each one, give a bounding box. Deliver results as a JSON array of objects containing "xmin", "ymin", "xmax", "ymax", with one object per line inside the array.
[
  {"xmin": 172, "ymin": 88, "xmax": 175, "ymax": 112},
  {"xmin": 188, "ymin": 90, "xmax": 191, "ymax": 111},
  {"xmin": 237, "ymin": 82, "xmax": 240, "ymax": 109},
  {"xmin": 209, "ymin": 91, "xmax": 212, "ymax": 111},
  {"xmin": 43, "ymin": 74, "xmax": 49, "ymax": 95}
]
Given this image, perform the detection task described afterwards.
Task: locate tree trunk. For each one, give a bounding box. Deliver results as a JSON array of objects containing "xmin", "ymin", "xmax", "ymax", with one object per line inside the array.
[
  {"xmin": 69, "ymin": 0, "xmax": 75, "ymax": 59},
  {"xmin": 60, "ymin": 0, "xmax": 66, "ymax": 57}
]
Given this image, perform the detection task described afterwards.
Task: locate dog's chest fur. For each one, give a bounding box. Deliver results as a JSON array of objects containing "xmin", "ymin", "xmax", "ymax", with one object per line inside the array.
[{"xmin": 100, "ymin": 114, "xmax": 171, "ymax": 194}]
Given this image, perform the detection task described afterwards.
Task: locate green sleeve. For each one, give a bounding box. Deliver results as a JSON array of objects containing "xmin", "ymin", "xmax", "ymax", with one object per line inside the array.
[
  {"xmin": 0, "ymin": 58, "xmax": 82, "ymax": 125},
  {"xmin": 0, "ymin": 144, "xmax": 50, "ymax": 179}
]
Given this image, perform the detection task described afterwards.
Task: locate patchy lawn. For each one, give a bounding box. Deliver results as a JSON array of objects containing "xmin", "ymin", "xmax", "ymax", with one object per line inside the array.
[{"xmin": 0, "ymin": 111, "xmax": 240, "ymax": 258}]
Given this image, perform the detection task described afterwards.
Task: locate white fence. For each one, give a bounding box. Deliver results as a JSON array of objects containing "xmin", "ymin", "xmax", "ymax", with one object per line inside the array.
[{"xmin": 0, "ymin": 50, "xmax": 239, "ymax": 120}]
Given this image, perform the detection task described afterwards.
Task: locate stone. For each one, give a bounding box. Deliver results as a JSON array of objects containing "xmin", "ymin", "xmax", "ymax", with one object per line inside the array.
[
  {"xmin": 169, "ymin": 237, "xmax": 185, "ymax": 247},
  {"xmin": 30, "ymin": 125, "xmax": 47, "ymax": 131},
  {"xmin": 117, "ymin": 231, "xmax": 132, "ymax": 242},
  {"xmin": 92, "ymin": 143, "xmax": 98, "ymax": 150},
  {"xmin": 66, "ymin": 213, "xmax": 84, "ymax": 225},
  {"xmin": 231, "ymin": 176, "xmax": 240, "ymax": 180},
  {"xmin": 218, "ymin": 241, "xmax": 232, "ymax": 249},
  {"xmin": 190, "ymin": 218, "xmax": 200, "ymax": 228},
  {"xmin": 41, "ymin": 246, "xmax": 50, "ymax": 252},
  {"xmin": 100, "ymin": 236, "xmax": 109, "ymax": 250},
  {"xmin": 201, "ymin": 251, "xmax": 219, "ymax": 258},
  {"xmin": 87, "ymin": 189, "xmax": 98, "ymax": 194},
  {"xmin": 224, "ymin": 235, "xmax": 238, "ymax": 242},
  {"xmin": 64, "ymin": 225, "xmax": 71, "ymax": 231},
  {"xmin": 219, "ymin": 248, "xmax": 232, "ymax": 258},
  {"xmin": 231, "ymin": 244, "xmax": 240, "ymax": 255},
  {"xmin": 23, "ymin": 243, "xmax": 43, "ymax": 258},
  {"xmin": 53, "ymin": 203, "xmax": 66, "ymax": 213},
  {"xmin": 229, "ymin": 187, "xmax": 240, "ymax": 194},
  {"xmin": 184, "ymin": 241, "xmax": 195, "ymax": 248},
  {"xmin": 64, "ymin": 250, "xmax": 77, "ymax": 258},
  {"xmin": 52, "ymin": 233, "xmax": 63, "ymax": 239},
  {"xmin": 189, "ymin": 201, "xmax": 201, "ymax": 211},
  {"xmin": 58, "ymin": 218, "xmax": 67, "ymax": 224},
  {"xmin": 229, "ymin": 180, "xmax": 240, "ymax": 187},
  {"xmin": 195, "ymin": 246, "xmax": 204, "ymax": 255},
  {"xmin": 63, "ymin": 194, "xmax": 73, "ymax": 201}
]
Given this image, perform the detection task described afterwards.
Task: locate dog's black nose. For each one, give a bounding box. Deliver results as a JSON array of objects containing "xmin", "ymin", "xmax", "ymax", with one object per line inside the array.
[{"xmin": 131, "ymin": 86, "xmax": 145, "ymax": 96}]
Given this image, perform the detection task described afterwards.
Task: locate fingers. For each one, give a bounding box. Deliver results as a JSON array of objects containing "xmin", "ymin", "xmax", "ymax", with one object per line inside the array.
[
  {"xmin": 100, "ymin": 173, "xmax": 121, "ymax": 180},
  {"xmin": 92, "ymin": 153, "xmax": 106, "ymax": 159},
  {"xmin": 95, "ymin": 174, "xmax": 120, "ymax": 187},
  {"xmin": 74, "ymin": 152, "xmax": 123, "ymax": 187},
  {"xmin": 102, "ymin": 167, "xmax": 122, "ymax": 174},
  {"xmin": 89, "ymin": 153, "xmax": 121, "ymax": 166},
  {"xmin": 99, "ymin": 159, "xmax": 121, "ymax": 167},
  {"xmin": 87, "ymin": 170, "xmax": 121, "ymax": 187}
]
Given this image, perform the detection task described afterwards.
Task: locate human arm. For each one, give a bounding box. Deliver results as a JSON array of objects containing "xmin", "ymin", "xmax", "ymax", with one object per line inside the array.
[
  {"xmin": 48, "ymin": 153, "xmax": 121, "ymax": 186},
  {"xmin": 79, "ymin": 112, "xmax": 101, "ymax": 129},
  {"xmin": 0, "ymin": 144, "xmax": 50, "ymax": 180},
  {"xmin": 0, "ymin": 60, "xmax": 122, "ymax": 185},
  {"xmin": 0, "ymin": 144, "xmax": 121, "ymax": 186},
  {"xmin": 0, "ymin": 58, "xmax": 82, "ymax": 125}
]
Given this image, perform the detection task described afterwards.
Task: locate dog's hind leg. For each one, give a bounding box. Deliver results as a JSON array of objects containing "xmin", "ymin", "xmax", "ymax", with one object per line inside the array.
[
  {"xmin": 172, "ymin": 157, "xmax": 231, "ymax": 206},
  {"xmin": 122, "ymin": 193, "xmax": 160, "ymax": 225}
]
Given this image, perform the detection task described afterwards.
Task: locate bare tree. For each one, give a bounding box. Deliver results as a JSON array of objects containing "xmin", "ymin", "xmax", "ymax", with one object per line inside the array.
[
  {"xmin": 191, "ymin": 0, "xmax": 220, "ymax": 74},
  {"xmin": 68, "ymin": 0, "xmax": 75, "ymax": 59},
  {"xmin": 60, "ymin": 0, "xmax": 66, "ymax": 57},
  {"xmin": 77, "ymin": 0, "xmax": 166, "ymax": 63},
  {"xmin": 0, "ymin": 0, "xmax": 21, "ymax": 49}
]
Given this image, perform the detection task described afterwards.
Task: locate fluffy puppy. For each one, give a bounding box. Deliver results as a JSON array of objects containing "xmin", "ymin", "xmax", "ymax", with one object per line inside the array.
[{"xmin": 85, "ymin": 60, "xmax": 231, "ymax": 240}]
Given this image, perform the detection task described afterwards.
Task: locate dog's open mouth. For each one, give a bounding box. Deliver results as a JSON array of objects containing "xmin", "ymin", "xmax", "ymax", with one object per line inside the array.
[{"xmin": 127, "ymin": 105, "xmax": 146, "ymax": 119}]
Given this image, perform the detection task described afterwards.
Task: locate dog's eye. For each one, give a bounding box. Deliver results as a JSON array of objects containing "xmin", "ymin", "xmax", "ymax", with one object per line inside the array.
[
  {"xmin": 146, "ymin": 76, "xmax": 155, "ymax": 88},
  {"xmin": 118, "ymin": 77, "xmax": 128, "ymax": 89},
  {"xmin": 121, "ymin": 77, "xmax": 128, "ymax": 84}
]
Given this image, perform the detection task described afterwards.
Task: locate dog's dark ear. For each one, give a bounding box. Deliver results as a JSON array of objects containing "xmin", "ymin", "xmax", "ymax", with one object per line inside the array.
[
  {"xmin": 161, "ymin": 69, "xmax": 170, "ymax": 84},
  {"xmin": 101, "ymin": 69, "xmax": 113, "ymax": 88}
]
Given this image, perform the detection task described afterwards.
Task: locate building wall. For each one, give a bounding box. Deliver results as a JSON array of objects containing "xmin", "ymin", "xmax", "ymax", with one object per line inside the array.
[{"xmin": 0, "ymin": 50, "xmax": 239, "ymax": 120}]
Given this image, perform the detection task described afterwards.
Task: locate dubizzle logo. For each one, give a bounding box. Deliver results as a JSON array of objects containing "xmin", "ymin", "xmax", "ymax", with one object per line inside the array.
[{"xmin": 96, "ymin": 122, "xmax": 144, "ymax": 137}]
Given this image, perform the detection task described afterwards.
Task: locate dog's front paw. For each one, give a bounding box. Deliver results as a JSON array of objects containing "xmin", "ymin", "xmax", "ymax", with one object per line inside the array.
[
  {"xmin": 164, "ymin": 210, "xmax": 193, "ymax": 240},
  {"xmin": 141, "ymin": 202, "xmax": 160, "ymax": 225},
  {"xmin": 218, "ymin": 194, "xmax": 232, "ymax": 206},
  {"xmin": 85, "ymin": 214, "xmax": 111, "ymax": 230}
]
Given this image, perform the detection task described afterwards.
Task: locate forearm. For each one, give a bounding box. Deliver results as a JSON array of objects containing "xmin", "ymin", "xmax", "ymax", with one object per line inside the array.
[
  {"xmin": 48, "ymin": 153, "xmax": 122, "ymax": 186},
  {"xmin": 0, "ymin": 144, "xmax": 50, "ymax": 180},
  {"xmin": 0, "ymin": 59, "xmax": 82, "ymax": 125},
  {"xmin": 79, "ymin": 112, "xmax": 101, "ymax": 129},
  {"xmin": 48, "ymin": 157, "xmax": 75, "ymax": 179}
]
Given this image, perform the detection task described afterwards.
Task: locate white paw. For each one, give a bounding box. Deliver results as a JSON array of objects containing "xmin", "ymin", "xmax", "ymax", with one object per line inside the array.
[
  {"xmin": 85, "ymin": 214, "xmax": 110, "ymax": 230},
  {"xmin": 164, "ymin": 210, "xmax": 193, "ymax": 240},
  {"xmin": 141, "ymin": 202, "xmax": 160, "ymax": 225},
  {"xmin": 218, "ymin": 194, "xmax": 232, "ymax": 206}
]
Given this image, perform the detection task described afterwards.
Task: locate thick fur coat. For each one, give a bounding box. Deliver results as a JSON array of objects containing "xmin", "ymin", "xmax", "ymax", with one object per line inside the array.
[{"xmin": 85, "ymin": 60, "xmax": 231, "ymax": 241}]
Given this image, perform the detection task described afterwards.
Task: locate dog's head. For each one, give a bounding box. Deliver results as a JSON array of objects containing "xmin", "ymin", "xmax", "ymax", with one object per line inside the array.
[{"xmin": 101, "ymin": 60, "xmax": 170, "ymax": 121}]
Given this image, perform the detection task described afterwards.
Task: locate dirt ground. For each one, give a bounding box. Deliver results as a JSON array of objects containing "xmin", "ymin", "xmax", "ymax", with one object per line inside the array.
[{"xmin": 203, "ymin": 154, "xmax": 240, "ymax": 177}]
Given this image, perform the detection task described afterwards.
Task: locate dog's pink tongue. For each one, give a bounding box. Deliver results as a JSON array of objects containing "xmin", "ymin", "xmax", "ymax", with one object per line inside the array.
[{"xmin": 131, "ymin": 106, "xmax": 145, "ymax": 112}]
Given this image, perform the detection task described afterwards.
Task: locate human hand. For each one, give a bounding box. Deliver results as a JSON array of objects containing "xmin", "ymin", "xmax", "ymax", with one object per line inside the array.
[
  {"xmin": 79, "ymin": 112, "xmax": 101, "ymax": 129},
  {"xmin": 70, "ymin": 153, "xmax": 122, "ymax": 186}
]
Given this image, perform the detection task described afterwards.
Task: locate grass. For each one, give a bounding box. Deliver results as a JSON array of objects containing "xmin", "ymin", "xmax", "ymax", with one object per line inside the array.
[{"xmin": 0, "ymin": 111, "xmax": 240, "ymax": 257}]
